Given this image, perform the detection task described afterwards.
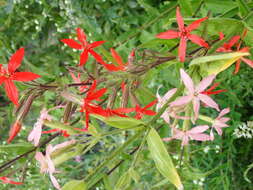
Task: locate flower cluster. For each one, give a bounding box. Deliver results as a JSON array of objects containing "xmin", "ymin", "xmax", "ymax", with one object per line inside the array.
[{"xmin": 233, "ymin": 121, "xmax": 253, "ymax": 139}]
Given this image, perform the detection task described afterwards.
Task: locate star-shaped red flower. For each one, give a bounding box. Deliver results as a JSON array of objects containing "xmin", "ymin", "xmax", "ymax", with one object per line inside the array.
[
  {"xmin": 0, "ymin": 48, "xmax": 41, "ymax": 106},
  {"xmin": 61, "ymin": 28, "xmax": 105, "ymax": 66},
  {"xmin": 156, "ymin": 7, "xmax": 209, "ymax": 62}
]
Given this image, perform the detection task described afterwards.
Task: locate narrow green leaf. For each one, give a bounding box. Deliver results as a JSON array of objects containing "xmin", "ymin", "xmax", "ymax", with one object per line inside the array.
[
  {"xmin": 189, "ymin": 52, "xmax": 249, "ymax": 76},
  {"xmin": 115, "ymin": 170, "xmax": 131, "ymax": 190},
  {"xmin": 147, "ymin": 128, "xmax": 183, "ymax": 190},
  {"xmin": 62, "ymin": 180, "xmax": 87, "ymax": 190},
  {"xmin": 137, "ymin": 0, "xmax": 159, "ymax": 16}
]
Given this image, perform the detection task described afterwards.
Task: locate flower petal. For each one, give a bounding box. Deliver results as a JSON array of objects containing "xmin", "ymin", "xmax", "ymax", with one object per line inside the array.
[
  {"xmin": 228, "ymin": 35, "xmax": 240, "ymax": 48},
  {"xmin": 79, "ymin": 50, "xmax": 89, "ymax": 66},
  {"xmin": 188, "ymin": 34, "xmax": 209, "ymax": 48},
  {"xmin": 189, "ymin": 125, "xmax": 209, "ymax": 134},
  {"xmin": 180, "ymin": 69, "xmax": 194, "ymax": 94},
  {"xmin": 8, "ymin": 48, "xmax": 25, "ymax": 73},
  {"xmin": 89, "ymin": 49, "xmax": 105, "ymax": 65},
  {"xmin": 156, "ymin": 30, "xmax": 179, "ymax": 39},
  {"xmin": 4, "ymin": 79, "xmax": 19, "ymax": 106},
  {"xmin": 76, "ymin": 28, "xmax": 87, "ymax": 45},
  {"xmin": 170, "ymin": 95, "xmax": 192, "ymax": 107},
  {"xmin": 0, "ymin": 177, "xmax": 22, "ymax": 185},
  {"xmin": 12, "ymin": 72, "xmax": 41, "ymax": 82},
  {"xmin": 198, "ymin": 94, "xmax": 219, "ymax": 111},
  {"xmin": 176, "ymin": 7, "xmax": 184, "ymax": 31},
  {"xmin": 110, "ymin": 48, "xmax": 125, "ymax": 66},
  {"xmin": 90, "ymin": 41, "xmax": 105, "ymax": 48},
  {"xmin": 61, "ymin": 39, "xmax": 83, "ymax": 49},
  {"xmin": 189, "ymin": 133, "xmax": 210, "ymax": 141},
  {"xmin": 179, "ymin": 37, "xmax": 187, "ymax": 62},
  {"xmin": 196, "ymin": 75, "xmax": 216, "ymax": 93},
  {"xmin": 241, "ymin": 57, "xmax": 253, "ymax": 68},
  {"xmin": 186, "ymin": 17, "xmax": 208, "ymax": 31},
  {"xmin": 193, "ymin": 97, "xmax": 200, "ymax": 120},
  {"xmin": 49, "ymin": 174, "xmax": 61, "ymax": 190},
  {"xmin": 218, "ymin": 108, "xmax": 230, "ymax": 118}
]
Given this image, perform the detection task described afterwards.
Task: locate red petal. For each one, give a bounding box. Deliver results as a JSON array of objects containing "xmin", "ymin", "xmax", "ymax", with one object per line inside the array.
[
  {"xmin": 179, "ymin": 37, "xmax": 187, "ymax": 62},
  {"xmin": 76, "ymin": 28, "xmax": 87, "ymax": 45},
  {"xmin": 8, "ymin": 48, "xmax": 24, "ymax": 73},
  {"xmin": 61, "ymin": 39, "xmax": 83, "ymax": 49},
  {"xmin": 143, "ymin": 99, "xmax": 157, "ymax": 110},
  {"xmin": 0, "ymin": 177, "xmax": 23, "ymax": 185},
  {"xmin": 79, "ymin": 50, "xmax": 89, "ymax": 66},
  {"xmin": 234, "ymin": 59, "xmax": 241, "ymax": 74},
  {"xmin": 102, "ymin": 64, "xmax": 122, "ymax": 71},
  {"xmin": 88, "ymin": 88, "xmax": 107, "ymax": 100},
  {"xmin": 0, "ymin": 76, "xmax": 6, "ymax": 85},
  {"xmin": 12, "ymin": 72, "xmax": 41, "ymax": 81},
  {"xmin": 242, "ymin": 57, "xmax": 253, "ymax": 68},
  {"xmin": 90, "ymin": 41, "xmax": 105, "ymax": 48},
  {"xmin": 141, "ymin": 110, "xmax": 157, "ymax": 116},
  {"xmin": 188, "ymin": 34, "xmax": 209, "ymax": 48},
  {"xmin": 7, "ymin": 121, "xmax": 22, "ymax": 143},
  {"xmin": 176, "ymin": 7, "xmax": 184, "ymax": 31},
  {"xmin": 110, "ymin": 48, "xmax": 125, "ymax": 67},
  {"xmin": 186, "ymin": 17, "xmax": 208, "ymax": 31},
  {"xmin": 4, "ymin": 79, "xmax": 19, "ymax": 106},
  {"xmin": 42, "ymin": 129, "xmax": 59, "ymax": 134},
  {"xmin": 89, "ymin": 49, "xmax": 105, "ymax": 65},
  {"xmin": 228, "ymin": 35, "xmax": 240, "ymax": 48},
  {"xmin": 113, "ymin": 107, "xmax": 135, "ymax": 113},
  {"xmin": 219, "ymin": 32, "xmax": 224, "ymax": 40},
  {"xmin": 156, "ymin": 30, "xmax": 179, "ymax": 39}
]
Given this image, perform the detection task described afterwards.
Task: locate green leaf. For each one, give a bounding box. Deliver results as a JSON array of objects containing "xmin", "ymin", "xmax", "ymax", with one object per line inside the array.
[
  {"xmin": 189, "ymin": 52, "xmax": 249, "ymax": 76},
  {"xmin": 92, "ymin": 115, "xmax": 145, "ymax": 129},
  {"xmin": 137, "ymin": 0, "xmax": 159, "ymax": 16},
  {"xmin": 236, "ymin": 0, "xmax": 250, "ymax": 18},
  {"xmin": 147, "ymin": 128, "xmax": 183, "ymax": 190},
  {"xmin": 62, "ymin": 180, "xmax": 87, "ymax": 190},
  {"xmin": 43, "ymin": 120, "xmax": 80, "ymax": 135}
]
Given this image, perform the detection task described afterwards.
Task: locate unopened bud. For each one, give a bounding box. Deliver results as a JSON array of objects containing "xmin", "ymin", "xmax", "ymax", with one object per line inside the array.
[{"xmin": 7, "ymin": 120, "xmax": 22, "ymax": 143}]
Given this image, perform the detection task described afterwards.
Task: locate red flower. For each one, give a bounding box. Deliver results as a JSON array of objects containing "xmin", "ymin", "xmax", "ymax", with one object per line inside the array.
[
  {"xmin": 134, "ymin": 100, "xmax": 157, "ymax": 119},
  {"xmin": 0, "ymin": 176, "xmax": 22, "ymax": 185},
  {"xmin": 0, "ymin": 48, "xmax": 41, "ymax": 105},
  {"xmin": 61, "ymin": 28, "xmax": 105, "ymax": 66},
  {"xmin": 7, "ymin": 120, "xmax": 22, "ymax": 143},
  {"xmin": 156, "ymin": 7, "xmax": 209, "ymax": 62},
  {"xmin": 80, "ymin": 80, "xmax": 107, "ymax": 130},
  {"xmin": 216, "ymin": 32, "xmax": 253, "ymax": 74}
]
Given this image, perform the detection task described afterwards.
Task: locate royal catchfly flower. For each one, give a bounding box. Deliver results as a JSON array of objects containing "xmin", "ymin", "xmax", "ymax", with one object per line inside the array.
[
  {"xmin": 69, "ymin": 71, "xmax": 90, "ymax": 93},
  {"xmin": 170, "ymin": 69, "xmax": 220, "ymax": 121},
  {"xmin": 210, "ymin": 108, "xmax": 230, "ymax": 140},
  {"xmin": 61, "ymin": 28, "xmax": 105, "ymax": 66},
  {"xmin": 163, "ymin": 125, "xmax": 210, "ymax": 146},
  {"xmin": 0, "ymin": 176, "xmax": 22, "ymax": 185},
  {"xmin": 0, "ymin": 48, "xmax": 41, "ymax": 105},
  {"xmin": 156, "ymin": 7, "xmax": 209, "ymax": 62}
]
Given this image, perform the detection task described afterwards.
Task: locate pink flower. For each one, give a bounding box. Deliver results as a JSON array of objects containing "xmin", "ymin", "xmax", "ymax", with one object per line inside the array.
[
  {"xmin": 69, "ymin": 71, "xmax": 89, "ymax": 93},
  {"xmin": 35, "ymin": 140, "xmax": 76, "ymax": 190},
  {"xmin": 170, "ymin": 69, "xmax": 220, "ymax": 120},
  {"xmin": 35, "ymin": 145, "xmax": 61, "ymax": 190},
  {"xmin": 210, "ymin": 108, "xmax": 230, "ymax": 140},
  {"xmin": 156, "ymin": 88, "xmax": 188, "ymax": 124},
  {"xmin": 163, "ymin": 125, "xmax": 210, "ymax": 146},
  {"xmin": 28, "ymin": 108, "xmax": 51, "ymax": 146}
]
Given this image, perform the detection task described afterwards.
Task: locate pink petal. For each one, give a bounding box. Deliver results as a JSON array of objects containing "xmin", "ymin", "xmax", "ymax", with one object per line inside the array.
[
  {"xmin": 186, "ymin": 17, "xmax": 208, "ymax": 31},
  {"xmin": 181, "ymin": 135, "xmax": 189, "ymax": 146},
  {"xmin": 189, "ymin": 125, "xmax": 209, "ymax": 134},
  {"xmin": 189, "ymin": 133, "xmax": 210, "ymax": 141},
  {"xmin": 162, "ymin": 88, "xmax": 177, "ymax": 102},
  {"xmin": 214, "ymin": 126, "xmax": 223, "ymax": 136},
  {"xmin": 179, "ymin": 37, "xmax": 187, "ymax": 62},
  {"xmin": 210, "ymin": 130, "xmax": 214, "ymax": 141},
  {"xmin": 52, "ymin": 140, "xmax": 76, "ymax": 152},
  {"xmin": 176, "ymin": 7, "xmax": 184, "ymax": 31},
  {"xmin": 196, "ymin": 75, "xmax": 216, "ymax": 93},
  {"xmin": 180, "ymin": 69, "xmax": 194, "ymax": 94},
  {"xmin": 219, "ymin": 117, "xmax": 230, "ymax": 123},
  {"xmin": 188, "ymin": 34, "xmax": 209, "ymax": 48},
  {"xmin": 218, "ymin": 108, "xmax": 230, "ymax": 118},
  {"xmin": 198, "ymin": 94, "xmax": 219, "ymax": 111},
  {"xmin": 170, "ymin": 95, "xmax": 192, "ymax": 107},
  {"xmin": 193, "ymin": 97, "xmax": 200, "ymax": 120},
  {"xmin": 49, "ymin": 174, "xmax": 61, "ymax": 190},
  {"xmin": 156, "ymin": 30, "xmax": 179, "ymax": 39}
]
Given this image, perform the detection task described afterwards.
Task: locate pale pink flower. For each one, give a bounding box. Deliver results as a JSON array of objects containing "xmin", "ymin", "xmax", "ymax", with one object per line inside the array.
[
  {"xmin": 28, "ymin": 108, "xmax": 52, "ymax": 146},
  {"xmin": 69, "ymin": 71, "xmax": 89, "ymax": 93},
  {"xmin": 170, "ymin": 69, "xmax": 220, "ymax": 120},
  {"xmin": 210, "ymin": 108, "xmax": 230, "ymax": 140},
  {"xmin": 163, "ymin": 125, "xmax": 210, "ymax": 146},
  {"xmin": 35, "ymin": 140, "xmax": 76, "ymax": 190},
  {"xmin": 35, "ymin": 145, "xmax": 61, "ymax": 190}
]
